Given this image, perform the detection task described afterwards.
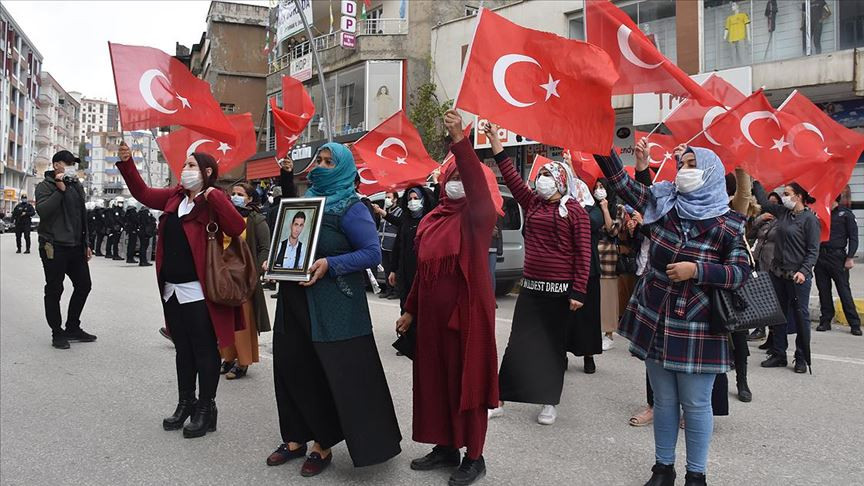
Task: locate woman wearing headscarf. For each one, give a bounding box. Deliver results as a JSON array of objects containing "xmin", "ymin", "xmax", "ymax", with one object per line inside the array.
[
  {"xmin": 267, "ymin": 143, "xmax": 401, "ymax": 477},
  {"xmin": 595, "ymin": 143, "xmax": 750, "ymax": 486},
  {"xmin": 395, "ymin": 110, "xmax": 500, "ymax": 486},
  {"xmin": 115, "ymin": 144, "xmax": 246, "ymax": 439},
  {"xmin": 218, "ymin": 182, "xmax": 271, "ymax": 380},
  {"xmin": 387, "ymin": 185, "xmax": 436, "ymax": 308},
  {"xmin": 594, "ymin": 178, "xmax": 623, "ymax": 351},
  {"xmin": 483, "ymin": 122, "xmax": 591, "ymax": 426},
  {"xmin": 563, "ymin": 166, "xmax": 604, "ymax": 374}
]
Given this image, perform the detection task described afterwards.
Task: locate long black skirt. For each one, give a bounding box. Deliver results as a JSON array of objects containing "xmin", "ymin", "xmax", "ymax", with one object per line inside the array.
[
  {"xmin": 273, "ymin": 282, "xmax": 402, "ymax": 467},
  {"xmin": 498, "ymin": 289, "xmax": 569, "ymax": 405},
  {"xmin": 566, "ymin": 274, "xmax": 603, "ymax": 357}
]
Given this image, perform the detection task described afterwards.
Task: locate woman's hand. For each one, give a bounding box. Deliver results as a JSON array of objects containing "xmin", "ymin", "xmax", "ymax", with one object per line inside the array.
[
  {"xmin": 430, "ymin": 167, "xmax": 441, "ymax": 184},
  {"xmin": 666, "ymin": 262, "xmax": 697, "ymax": 282},
  {"xmin": 598, "ymin": 198, "xmax": 609, "ymax": 211},
  {"xmin": 388, "ymin": 272, "xmax": 397, "ymax": 287},
  {"xmin": 793, "ymin": 271, "xmax": 806, "ymax": 284},
  {"xmin": 482, "ymin": 121, "xmax": 504, "ymax": 156},
  {"xmin": 373, "ymin": 204, "xmax": 387, "ymax": 217},
  {"xmin": 634, "ymin": 137, "xmax": 649, "ymax": 172},
  {"xmin": 845, "ymin": 258, "xmax": 855, "ymax": 270},
  {"xmin": 569, "ymin": 299, "xmax": 584, "ymax": 312},
  {"xmin": 396, "ymin": 312, "xmax": 414, "ymax": 334},
  {"xmin": 279, "ymin": 157, "xmax": 294, "ymax": 173},
  {"xmin": 299, "ymin": 258, "xmax": 329, "ymax": 287},
  {"xmin": 118, "ymin": 141, "xmax": 132, "ymax": 162},
  {"xmin": 673, "ymin": 143, "xmax": 688, "ymax": 159},
  {"xmin": 443, "ymin": 109, "xmax": 464, "ymax": 143}
]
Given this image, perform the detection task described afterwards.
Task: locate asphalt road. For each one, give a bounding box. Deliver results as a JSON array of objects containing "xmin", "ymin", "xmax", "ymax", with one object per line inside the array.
[{"xmin": 1, "ymin": 233, "xmax": 863, "ymax": 485}]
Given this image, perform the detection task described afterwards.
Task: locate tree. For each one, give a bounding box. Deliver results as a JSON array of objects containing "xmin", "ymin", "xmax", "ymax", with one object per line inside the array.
[{"xmin": 408, "ymin": 82, "xmax": 453, "ymax": 162}]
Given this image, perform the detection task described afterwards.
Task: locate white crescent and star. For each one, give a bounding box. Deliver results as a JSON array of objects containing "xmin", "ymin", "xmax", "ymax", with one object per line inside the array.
[
  {"xmin": 702, "ymin": 106, "xmax": 729, "ymax": 146},
  {"xmin": 616, "ymin": 25, "xmax": 662, "ymax": 70},
  {"xmin": 376, "ymin": 137, "xmax": 408, "ymax": 165},
  {"xmin": 357, "ymin": 167, "xmax": 378, "ymax": 185},
  {"xmin": 186, "ymin": 139, "xmax": 215, "ymax": 157},
  {"xmin": 740, "ymin": 111, "xmax": 781, "ymax": 148},
  {"xmin": 138, "ymin": 69, "xmax": 191, "ymax": 114},
  {"xmin": 786, "ymin": 122, "xmax": 825, "ymax": 157},
  {"xmin": 492, "ymin": 54, "xmax": 560, "ymax": 108},
  {"xmin": 645, "ymin": 141, "xmax": 663, "ymax": 165}
]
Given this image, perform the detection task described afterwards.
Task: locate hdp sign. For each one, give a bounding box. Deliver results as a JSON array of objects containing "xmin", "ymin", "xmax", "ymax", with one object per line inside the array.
[{"xmin": 340, "ymin": 0, "xmax": 357, "ymax": 49}]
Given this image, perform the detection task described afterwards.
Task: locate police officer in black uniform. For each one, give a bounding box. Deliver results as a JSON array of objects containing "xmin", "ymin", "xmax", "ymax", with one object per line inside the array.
[
  {"xmin": 815, "ymin": 194, "xmax": 860, "ymax": 336},
  {"xmin": 105, "ymin": 201, "xmax": 124, "ymax": 260},
  {"xmin": 124, "ymin": 206, "xmax": 139, "ymax": 263},
  {"xmin": 93, "ymin": 207, "xmax": 106, "ymax": 256},
  {"xmin": 87, "ymin": 207, "xmax": 98, "ymax": 250},
  {"xmin": 11, "ymin": 194, "xmax": 36, "ymax": 253},
  {"xmin": 137, "ymin": 207, "xmax": 156, "ymax": 267}
]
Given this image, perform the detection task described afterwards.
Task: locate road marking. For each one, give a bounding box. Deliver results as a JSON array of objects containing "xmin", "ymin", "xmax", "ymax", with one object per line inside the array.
[{"xmin": 810, "ymin": 353, "xmax": 864, "ymax": 366}]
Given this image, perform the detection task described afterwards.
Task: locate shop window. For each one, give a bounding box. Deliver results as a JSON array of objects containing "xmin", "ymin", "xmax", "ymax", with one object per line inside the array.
[
  {"xmin": 839, "ymin": 0, "xmax": 864, "ymax": 49},
  {"xmin": 568, "ymin": 0, "xmax": 676, "ymax": 61}
]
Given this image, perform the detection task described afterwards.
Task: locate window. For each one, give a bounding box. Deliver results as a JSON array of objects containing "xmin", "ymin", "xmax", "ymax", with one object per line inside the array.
[
  {"xmin": 100, "ymin": 104, "xmax": 104, "ymax": 113},
  {"xmin": 465, "ymin": 5, "xmax": 478, "ymax": 17},
  {"xmin": 220, "ymin": 103, "xmax": 237, "ymax": 113},
  {"xmin": 839, "ymin": 0, "xmax": 864, "ymax": 49}
]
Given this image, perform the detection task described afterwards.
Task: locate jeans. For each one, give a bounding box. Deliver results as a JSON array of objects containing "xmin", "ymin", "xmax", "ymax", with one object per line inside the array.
[
  {"xmin": 645, "ymin": 359, "xmax": 717, "ymax": 474},
  {"xmin": 40, "ymin": 243, "xmax": 92, "ymax": 336},
  {"xmin": 770, "ymin": 274, "xmax": 812, "ymax": 362}
]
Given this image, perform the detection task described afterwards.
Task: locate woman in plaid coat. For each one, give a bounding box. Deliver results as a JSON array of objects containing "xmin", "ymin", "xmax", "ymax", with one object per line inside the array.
[{"xmin": 595, "ymin": 142, "xmax": 750, "ymax": 486}]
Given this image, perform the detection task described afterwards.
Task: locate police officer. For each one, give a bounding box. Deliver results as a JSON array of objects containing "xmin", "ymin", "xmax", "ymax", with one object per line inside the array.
[
  {"xmin": 373, "ymin": 192, "xmax": 402, "ymax": 299},
  {"xmin": 105, "ymin": 201, "xmax": 124, "ymax": 260},
  {"xmin": 815, "ymin": 194, "xmax": 860, "ymax": 336},
  {"xmin": 87, "ymin": 207, "xmax": 98, "ymax": 250},
  {"xmin": 137, "ymin": 207, "xmax": 156, "ymax": 267},
  {"xmin": 124, "ymin": 206, "xmax": 139, "ymax": 263},
  {"xmin": 93, "ymin": 206, "xmax": 106, "ymax": 256},
  {"xmin": 11, "ymin": 194, "xmax": 36, "ymax": 253}
]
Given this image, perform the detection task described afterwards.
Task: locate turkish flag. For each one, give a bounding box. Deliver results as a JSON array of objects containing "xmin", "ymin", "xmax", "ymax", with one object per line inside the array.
[
  {"xmin": 351, "ymin": 110, "xmax": 439, "ymax": 191},
  {"xmin": 566, "ymin": 149, "xmax": 605, "ymax": 190},
  {"xmin": 528, "ymin": 154, "xmax": 553, "ymax": 182},
  {"xmin": 779, "ymin": 91, "xmax": 864, "ymax": 241},
  {"xmin": 709, "ymin": 90, "xmax": 829, "ymax": 190},
  {"xmin": 633, "ymin": 130, "xmax": 679, "ymax": 182},
  {"xmin": 585, "ymin": 0, "xmax": 714, "ymax": 105},
  {"xmin": 156, "ymin": 113, "xmax": 257, "ymax": 178},
  {"xmin": 455, "ymin": 7, "xmax": 618, "ymax": 155},
  {"xmin": 353, "ymin": 156, "xmax": 388, "ymax": 196},
  {"xmin": 271, "ymin": 75, "xmax": 315, "ymax": 159},
  {"xmin": 109, "ymin": 43, "xmax": 237, "ymax": 144}
]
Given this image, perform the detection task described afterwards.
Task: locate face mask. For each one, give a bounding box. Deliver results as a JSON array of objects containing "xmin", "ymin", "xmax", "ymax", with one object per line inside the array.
[
  {"xmin": 445, "ymin": 181, "xmax": 465, "ymax": 200},
  {"xmin": 781, "ymin": 195, "xmax": 797, "ymax": 210},
  {"xmin": 675, "ymin": 168, "xmax": 706, "ymax": 194},
  {"xmin": 535, "ymin": 175, "xmax": 559, "ymax": 200},
  {"xmin": 181, "ymin": 170, "xmax": 203, "ymax": 191},
  {"xmin": 230, "ymin": 195, "xmax": 246, "ymax": 207},
  {"xmin": 593, "ymin": 188, "xmax": 607, "ymax": 201},
  {"xmin": 384, "ymin": 198, "xmax": 394, "ymax": 209},
  {"xmin": 407, "ymin": 199, "xmax": 423, "ymax": 212}
]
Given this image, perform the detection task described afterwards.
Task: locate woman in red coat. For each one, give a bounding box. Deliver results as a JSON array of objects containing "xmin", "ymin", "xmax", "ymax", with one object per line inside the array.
[
  {"xmin": 116, "ymin": 142, "xmax": 245, "ymax": 439},
  {"xmin": 395, "ymin": 111, "xmax": 499, "ymax": 486}
]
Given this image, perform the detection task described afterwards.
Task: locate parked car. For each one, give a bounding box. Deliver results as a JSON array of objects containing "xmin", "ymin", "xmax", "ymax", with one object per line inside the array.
[
  {"xmin": 368, "ymin": 185, "xmax": 524, "ymax": 296},
  {"xmin": 30, "ymin": 215, "xmax": 40, "ymax": 231},
  {"xmin": 0, "ymin": 217, "xmax": 10, "ymax": 234}
]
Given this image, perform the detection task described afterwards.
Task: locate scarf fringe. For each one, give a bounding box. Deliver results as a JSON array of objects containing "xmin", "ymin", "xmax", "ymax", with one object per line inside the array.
[{"xmin": 417, "ymin": 254, "xmax": 460, "ymax": 283}]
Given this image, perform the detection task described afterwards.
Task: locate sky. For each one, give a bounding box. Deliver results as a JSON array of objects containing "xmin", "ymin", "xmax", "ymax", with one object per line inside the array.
[{"xmin": 3, "ymin": 0, "xmax": 270, "ymax": 103}]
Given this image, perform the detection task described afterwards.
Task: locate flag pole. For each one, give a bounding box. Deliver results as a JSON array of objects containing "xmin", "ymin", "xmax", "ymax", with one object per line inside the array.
[{"xmin": 294, "ymin": 0, "xmax": 333, "ymax": 143}]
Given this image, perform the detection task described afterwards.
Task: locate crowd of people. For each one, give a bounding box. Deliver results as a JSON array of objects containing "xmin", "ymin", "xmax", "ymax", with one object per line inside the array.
[{"xmin": 22, "ymin": 108, "xmax": 860, "ymax": 486}]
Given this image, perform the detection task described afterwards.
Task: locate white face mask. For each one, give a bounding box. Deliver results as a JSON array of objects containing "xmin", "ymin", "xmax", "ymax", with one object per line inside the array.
[
  {"xmin": 407, "ymin": 199, "xmax": 423, "ymax": 212},
  {"xmin": 535, "ymin": 175, "xmax": 559, "ymax": 200},
  {"xmin": 384, "ymin": 198, "xmax": 394, "ymax": 209},
  {"xmin": 675, "ymin": 168, "xmax": 707, "ymax": 194},
  {"xmin": 781, "ymin": 195, "xmax": 797, "ymax": 210},
  {"xmin": 593, "ymin": 188, "xmax": 607, "ymax": 201},
  {"xmin": 181, "ymin": 169, "xmax": 203, "ymax": 191},
  {"xmin": 230, "ymin": 195, "xmax": 246, "ymax": 207},
  {"xmin": 445, "ymin": 181, "xmax": 465, "ymax": 200}
]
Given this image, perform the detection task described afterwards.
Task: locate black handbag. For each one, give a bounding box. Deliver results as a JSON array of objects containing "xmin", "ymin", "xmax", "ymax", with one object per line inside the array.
[
  {"xmin": 711, "ymin": 234, "xmax": 786, "ymax": 334},
  {"xmin": 392, "ymin": 323, "xmax": 416, "ymax": 360}
]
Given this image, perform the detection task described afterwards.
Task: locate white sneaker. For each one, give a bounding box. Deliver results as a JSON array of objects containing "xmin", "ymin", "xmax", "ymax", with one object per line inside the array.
[
  {"xmin": 537, "ymin": 405, "xmax": 557, "ymax": 425},
  {"xmin": 602, "ymin": 335, "xmax": 615, "ymax": 351},
  {"xmin": 488, "ymin": 406, "xmax": 504, "ymax": 420}
]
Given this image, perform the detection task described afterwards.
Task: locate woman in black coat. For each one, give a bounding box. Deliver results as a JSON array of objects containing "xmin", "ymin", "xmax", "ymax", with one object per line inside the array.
[{"xmin": 387, "ymin": 185, "xmax": 437, "ymax": 308}]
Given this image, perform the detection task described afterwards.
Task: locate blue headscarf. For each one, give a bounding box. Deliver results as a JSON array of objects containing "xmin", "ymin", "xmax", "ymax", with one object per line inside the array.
[
  {"xmin": 305, "ymin": 142, "xmax": 359, "ymax": 214},
  {"xmin": 642, "ymin": 146, "xmax": 730, "ymax": 225}
]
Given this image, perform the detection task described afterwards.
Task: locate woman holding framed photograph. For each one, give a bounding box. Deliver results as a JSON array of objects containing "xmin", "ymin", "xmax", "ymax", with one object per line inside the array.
[{"xmin": 267, "ymin": 143, "xmax": 401, "ymax": 477}]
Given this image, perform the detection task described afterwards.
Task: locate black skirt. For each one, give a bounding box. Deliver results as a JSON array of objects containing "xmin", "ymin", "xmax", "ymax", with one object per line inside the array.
[
  {"xmin": 566, "ymin": 274, "xmax": 603, "ymax": 357},
  {"xmin": 498, "ymin": 288, "xmax": 570, "ymax": 405}
]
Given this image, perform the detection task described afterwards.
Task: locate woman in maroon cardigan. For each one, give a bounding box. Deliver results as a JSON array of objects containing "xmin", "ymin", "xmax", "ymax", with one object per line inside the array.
[
  {"xmin": 395, "ymin": 111, "xmax": 499, "ymax": 486},
  {"xmin": 116, "ymin": 142, "xmax": 245, "ymax": 439}
]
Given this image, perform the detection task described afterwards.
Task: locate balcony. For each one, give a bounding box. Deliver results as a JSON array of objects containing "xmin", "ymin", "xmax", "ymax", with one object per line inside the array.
[
  {"xmin": 104, "ymin": 168, "xmax": 120, "ymax": 175},
  {"xmin": 103, "ymin": 181, "xmax": 124, "ymax": 190},
  {"xmin": 38, "ymin": 93, "xmax": 54, "ymax": 106},
  {"xmin": 360, "ymin": 18, "xmax": 408, "ymax": 36},
  {"xmin": 35, "ymin": 133, "xmax": 50, "ymax": 145},
  {"xmin": 105, "ymin": 156, "xmax": 120, "ymax": 163},
  {"xmin": 36, "ymin": 112, "xmax": 50, "ymax": 124}
]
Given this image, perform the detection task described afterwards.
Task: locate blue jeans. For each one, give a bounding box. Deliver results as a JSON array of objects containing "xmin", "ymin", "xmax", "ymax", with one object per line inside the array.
[
  {"xmin": 488, "ymin": 252, "xmax": 498, "ymax": 293},
  {"xmin": 770, "ymin": 273, "xmax": 812, "ymax": 362},
  {"xmin": 645, "ymin": 359, "xmax": 717, "ymax": 474}
]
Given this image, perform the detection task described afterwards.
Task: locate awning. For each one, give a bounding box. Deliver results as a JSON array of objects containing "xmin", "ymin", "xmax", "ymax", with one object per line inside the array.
[{"xmin": 246, "ymin": 157, "xmax": 279, "ymax": 180}]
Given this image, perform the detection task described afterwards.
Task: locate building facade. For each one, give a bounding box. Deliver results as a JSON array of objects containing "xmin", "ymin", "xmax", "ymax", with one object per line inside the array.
[
  {"xmin": 0, "ymin": 3, "xmax": 42, "ymax": 214},
  {"xmin": 431, "ymin": 0, "xmax": 864, "ymax": 256},
  {"xmin": 69, "ymin": 92, "xmax": 119, "ymax": 141},
  {"xmin": 35, "ymin": 72, "xmax": 80, "ymax": 181},
  {"xmin": 87, "ymin": 130, "xmax": 168, "ymax": 201}
]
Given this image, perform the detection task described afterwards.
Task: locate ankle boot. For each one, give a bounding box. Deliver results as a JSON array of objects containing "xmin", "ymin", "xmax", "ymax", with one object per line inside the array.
[
  {"xmin": 736, "ymin": 362, "xmax": 752, "ymax": 403},
  {"xmin": 162, "ymin": 395, "xmax": 197, "ymax": 431},
  {"xmin": 684, "ymin": 471, "xmax": 707, "ymax": 486},
  {"xmin": 644, "ymin": 463, "xmax": 676, "ymax": 486},
  {"xmin": 183, "ymin": 399, "xmax": 217, "ymax": 438}
]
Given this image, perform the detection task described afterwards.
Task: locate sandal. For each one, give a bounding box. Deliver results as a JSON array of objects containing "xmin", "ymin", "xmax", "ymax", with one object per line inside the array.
[
  {"xmin": 220, "ymin": 360, "xmax": 235, "ymax": 375},
  {"xmin": 629, "ymin": 406, "xmax": 653, "ymax": 427},
  {"xmin": 226, "ymin": 364, "xmax": 247, "ymax": 380}
]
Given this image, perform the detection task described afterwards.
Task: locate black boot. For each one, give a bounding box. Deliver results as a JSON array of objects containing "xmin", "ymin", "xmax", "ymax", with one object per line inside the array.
[
  {"xmin": 410, "ymin": 445, "xmax": 461, "ymax": 471},
  {"xmin": 735, "ymin": 358, "xmax": 752, "ymax": 403},
  {"xmin": 183, "ymin": 399, "xmax": 217, "ymax": 438},
  {"xmin": 684, "ymin": 471, "xmax": 707, "ymax": 486},
  {"xmin": 448, "ymin": 455, "xmax": 486, "ymax": 486},
  {"xmin": 162, "ymin": 395, "xmax": 197, "ymax": 431},
  {"xmin": 644, "ymin": 463, "xmax": 676, "ymax": 486}
]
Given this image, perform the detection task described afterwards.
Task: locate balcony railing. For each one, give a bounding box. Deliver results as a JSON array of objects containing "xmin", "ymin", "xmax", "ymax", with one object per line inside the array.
[{"xmin": 361, "ymin": 18, "xmax": 408, "ymax": 36}]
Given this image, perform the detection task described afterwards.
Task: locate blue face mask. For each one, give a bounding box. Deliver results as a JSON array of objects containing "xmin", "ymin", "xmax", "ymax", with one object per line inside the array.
[{"xmin": 230, "ymin": 195, "xmax": 246, "ymax": 207}]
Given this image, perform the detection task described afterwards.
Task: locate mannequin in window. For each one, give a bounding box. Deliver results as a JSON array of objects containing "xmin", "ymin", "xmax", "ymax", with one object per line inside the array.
[
  {"xmin": 641, "ymin": 23, "xmax": 657, "ymax": 48},
  {"xmin": 724, "ymin": 2, "xmax": 750, "ymax": 65}
]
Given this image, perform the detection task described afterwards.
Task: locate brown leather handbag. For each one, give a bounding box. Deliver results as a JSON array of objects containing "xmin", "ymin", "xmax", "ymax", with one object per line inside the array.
[{"xmin": 204, "ymin": 208, "xmax": 258, "ymax": 307}]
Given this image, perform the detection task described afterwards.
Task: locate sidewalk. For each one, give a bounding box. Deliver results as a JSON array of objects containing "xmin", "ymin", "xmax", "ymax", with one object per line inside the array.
[{"xmin": 808, "ymin": 262, "xmax": 864, "ymax": 325}]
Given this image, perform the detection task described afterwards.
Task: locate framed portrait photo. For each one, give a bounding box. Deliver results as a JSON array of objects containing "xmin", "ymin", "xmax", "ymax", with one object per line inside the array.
[{"xmin": 265, "ymin": 197, "xmax": 325, "ymax": 281}]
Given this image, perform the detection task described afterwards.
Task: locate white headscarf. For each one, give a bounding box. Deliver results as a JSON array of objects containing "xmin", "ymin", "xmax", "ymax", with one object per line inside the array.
[{"xmin": 542, "ymin": 161, "xmax": 591, "ymax": 217}]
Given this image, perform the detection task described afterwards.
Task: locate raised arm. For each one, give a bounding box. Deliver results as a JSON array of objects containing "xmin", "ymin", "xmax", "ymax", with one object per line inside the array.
[
  {"xmin": 484, "ymin": 122, "xmax": 536, "ymax": 209},
  {"xmin": 327, "ymin": 202, "xmax": 382, "ymax": 276},
  {"xmin": 279, "ymin": 158, "xmax": 298, "ymax": 198},
  {"xmin": 34, "ymin": 182, "xmax": 63, "ymax": 219},
  {"xmin": 752, "ymin": 180, "xmax": 785, "ymax": 218},
  {"xmin": 116, "ymin": 143, "xmax": 174, "ymax": 211},
  {"xmin": 594, "ymin": 150, "xmax": 654, "ymax": 217},
  {"xmin": 730, "ymin": 168, "xmax": 752, "ymax": 215},
  {"xmin": 449, "ymin": 136, "xmax": 495, "ymax": 223}
]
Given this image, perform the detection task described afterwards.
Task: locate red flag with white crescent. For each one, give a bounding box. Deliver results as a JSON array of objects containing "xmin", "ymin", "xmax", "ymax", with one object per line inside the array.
[
  {"xmin": 455, "ymin": 7, "xmax": 618, "ymax": 155},
  {"xmin": 109, "ymin": 43, "xmax": 237, "ymax": 144},
  {"xmin": 271, "ymin": 75, "xmax": 315, "ymax": 159},
  {"xmin": 156, "ymin": 113, "xmax": 257, "ymax": 178},
  {"xmin": 633, "ymin": 130, "xmax": 679, "ymax": 182}
]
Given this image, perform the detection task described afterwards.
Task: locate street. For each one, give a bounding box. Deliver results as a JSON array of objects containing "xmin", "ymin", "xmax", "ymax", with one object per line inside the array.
[{"xmin": 1, "ymin": 233, "xmax": 863, "ymax": 486}]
